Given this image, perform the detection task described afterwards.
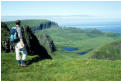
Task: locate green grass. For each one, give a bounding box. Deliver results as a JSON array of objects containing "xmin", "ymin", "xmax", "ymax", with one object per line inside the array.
[
  {"xmin": 2, "ymin": 53, "xmax": 121, "ymax": 81},
  {"xmin": 90, "ymin": 40, "xmax": 121, "ymax": 60}
]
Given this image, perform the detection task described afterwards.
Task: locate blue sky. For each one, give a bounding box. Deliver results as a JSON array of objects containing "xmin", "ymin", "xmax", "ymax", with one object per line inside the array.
[
  {"xmin": 1, "ymin": 1, "xmax": 121, "ymax": 25},
  {"xmin": 2, "ymin": 1, "xmax": 121, "ymax": 18}
]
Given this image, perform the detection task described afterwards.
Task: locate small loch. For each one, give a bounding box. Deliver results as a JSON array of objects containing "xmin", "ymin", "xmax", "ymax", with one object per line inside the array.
[{"xmin": 62, "ymin": 47, "xmax": 89, "ymax": 55}]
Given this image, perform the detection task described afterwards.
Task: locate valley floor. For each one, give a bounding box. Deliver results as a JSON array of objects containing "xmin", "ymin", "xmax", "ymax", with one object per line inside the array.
[{"xmin": 2, "ymin": 53, "xmax": 121, "ymax": 81}]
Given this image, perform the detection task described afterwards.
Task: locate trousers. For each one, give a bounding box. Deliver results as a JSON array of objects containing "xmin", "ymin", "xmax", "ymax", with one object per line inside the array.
[{"xmin": 15, "ymin": 41, "xmax": 27, "ymax": 60}]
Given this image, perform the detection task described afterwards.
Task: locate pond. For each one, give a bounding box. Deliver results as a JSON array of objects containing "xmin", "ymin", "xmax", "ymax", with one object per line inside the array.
[
  {"xmin": 77, "ymin": 51, "xmax": 88, "ymax": 55},
  {"xmin": 62, "ymin": 47, "xmax": 78, "ymax": 51},
  {"xmin": 62, "ymin": 47, "xmax": 88, "ymax": 55}
]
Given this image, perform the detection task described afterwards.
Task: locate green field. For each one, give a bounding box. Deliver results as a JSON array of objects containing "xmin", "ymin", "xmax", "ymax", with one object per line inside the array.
[
  {"xmin": 2, "ymin": 19, "xmax": 121, "ymax": 81},
  {"xmin": 2, "ymin": 53, "xmax": 121, "ymax": 81}
]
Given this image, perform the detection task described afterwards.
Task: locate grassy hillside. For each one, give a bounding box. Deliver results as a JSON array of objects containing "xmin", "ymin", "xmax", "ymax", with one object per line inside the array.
[
  {"xmin": 91, "ymin": 40, "xmax": 121, "ymax": 60},
  {"xmin": 35, "ymin": 26, "xmax": 121, "ymax": 51},
  {"xmin": 2, "ymin": 53, "xmax": 121, "ymax": 81},
  {"xmin": 35, "ymin": 26, "xmax": 121, "ymax": 61}
]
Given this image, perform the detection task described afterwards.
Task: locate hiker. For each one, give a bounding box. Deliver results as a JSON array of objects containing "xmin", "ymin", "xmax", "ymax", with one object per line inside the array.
[{"xmin": 11, "ymin": 20, "xmax": 28, "ymax": 67}]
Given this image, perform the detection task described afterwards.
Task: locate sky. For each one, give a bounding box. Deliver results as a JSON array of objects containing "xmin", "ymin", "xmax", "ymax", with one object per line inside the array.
[
  {"xmin": 2, "ymin": 1, "xmax": 121, "ymax": 18},
  {"xmin": 1, "ymin": 1, "xmax": 121, "ymax": 25}
]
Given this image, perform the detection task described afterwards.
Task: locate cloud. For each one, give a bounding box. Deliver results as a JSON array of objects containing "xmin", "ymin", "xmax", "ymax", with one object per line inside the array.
[{"xmin": 48, "ymin": 15, "xmax": 95, "ymax": 20}]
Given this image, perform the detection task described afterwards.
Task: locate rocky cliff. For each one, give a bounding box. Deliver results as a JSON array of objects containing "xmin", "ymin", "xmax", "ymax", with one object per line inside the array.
[
  {"xmin": 22, "ymin": 26, "xmax": 56, "ymax": 56},
  {"xmin": 31, "ymin": 21, "xmax": 58, "ymax": 32},
  {"xmin": 1, "ymin": 22, "xmax": 11, "ymax": 52}
]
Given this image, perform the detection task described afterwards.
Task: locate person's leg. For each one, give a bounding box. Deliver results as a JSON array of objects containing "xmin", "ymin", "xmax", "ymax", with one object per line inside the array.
[
  {"xmin": 15, "ymin": 43, "xmax": 21, "ymax": 65},
  {"xmin": 21, "ymin": 48, "xmax": 28, "ymax": 66}
]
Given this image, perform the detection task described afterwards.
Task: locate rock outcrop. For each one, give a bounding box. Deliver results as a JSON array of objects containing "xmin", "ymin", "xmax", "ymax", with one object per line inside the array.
[
  {"xmin": 22, "ymin": 25, "xmax": 56, "ymax": 56},
  {"xmin": 1, "ymin": 22, "xmax": 11, "ymax": 53},
  {"xmin": 31, "ymin": 21, "xmax": 58, "ymax": 32},
  {"xmin": 36, "ymin": 34, "xmax": 56, "ymax": 53},
  {"xmin": 22, "ymin": 26, "xmax": 52, "ymax": 59}
]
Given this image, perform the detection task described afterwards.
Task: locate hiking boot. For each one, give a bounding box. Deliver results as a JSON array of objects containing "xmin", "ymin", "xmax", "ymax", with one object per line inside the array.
[{"xmin": 21, "ymin": 63, "xmax": 27, "ymax": 67}]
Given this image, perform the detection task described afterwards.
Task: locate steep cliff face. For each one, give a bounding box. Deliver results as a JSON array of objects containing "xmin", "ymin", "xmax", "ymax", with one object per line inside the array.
[
  {"xmin": 36, "ymin": 34, "xmax": 56, "ymax": 53},
  {"xmin": 22, "ymin": 26, "xmax": 53, "ymax": 59},
  {"xmin": 31, "ymin": 21, "xmax": 58, "ymax": 32},
  {"xmin": 23, "ymin": 26, "xmax": 56, "ymax": 56}
]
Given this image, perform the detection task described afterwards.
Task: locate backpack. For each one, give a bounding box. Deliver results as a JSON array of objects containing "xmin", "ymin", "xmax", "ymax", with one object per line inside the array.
[{"xmin": 9, "ymin": 27, "xmax": 19, "ymax": 43}]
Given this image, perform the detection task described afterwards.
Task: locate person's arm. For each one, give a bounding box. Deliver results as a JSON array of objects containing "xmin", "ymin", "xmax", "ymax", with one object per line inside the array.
[{"xmin": 20, "ymin": 39, "xmax": 25, "ymax": 47}]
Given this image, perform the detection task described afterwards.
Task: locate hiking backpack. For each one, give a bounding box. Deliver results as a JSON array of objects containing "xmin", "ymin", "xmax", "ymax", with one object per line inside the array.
[{"xmin": 9, "ymin": 27, "xmax": 19, "ymax": 43}]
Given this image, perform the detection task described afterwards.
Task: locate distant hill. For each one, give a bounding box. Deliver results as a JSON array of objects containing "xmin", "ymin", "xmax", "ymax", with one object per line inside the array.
[
  {"xmin": 35, "ymin": 26, "xmax": 121, "ymax": 49},
  {"xmin": 91, "ymin": 41, "xmax": 121, "ymax": 60},
  {"xmin": 3, "ymin": 19, "xmax": 58, "ymax": 32}
]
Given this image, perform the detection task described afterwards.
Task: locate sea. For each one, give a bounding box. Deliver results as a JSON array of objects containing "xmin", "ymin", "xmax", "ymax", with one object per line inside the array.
[{"xmin": 60, "ymin": 23, "xmax": 121, "ymax": 34}]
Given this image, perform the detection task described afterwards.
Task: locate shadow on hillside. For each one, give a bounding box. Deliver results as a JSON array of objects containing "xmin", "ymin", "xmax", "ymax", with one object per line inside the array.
[
  {"xmin": 26, "ymin": 45, "xmax": 52, "ymax": 65},
  {"xmin": 26, "ymin": 57, "xmax": 42, "ymax": 65},
  {"xmin": 23, "ymin": 26, "xmax": 52, "ymax": 65}
]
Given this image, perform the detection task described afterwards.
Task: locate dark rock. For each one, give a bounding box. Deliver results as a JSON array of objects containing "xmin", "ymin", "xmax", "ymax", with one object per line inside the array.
[
  {"xmin": 1, "ymin": 22, "xmax": 10, "ymax": 53},
  {"xmin": 31, "ymin": 21, "xmax": 58, "ymax": 32},
  {"xmin": 22, "ymin": 25, "xmax": 56, "ymax": 58},
  {"xmin": 36, "ymin": 34, "xmax": 56, "ymax": 53}
]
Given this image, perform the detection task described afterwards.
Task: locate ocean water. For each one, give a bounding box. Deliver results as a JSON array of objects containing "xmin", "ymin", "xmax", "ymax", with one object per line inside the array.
[{"xmin": 61, "ymin": 23, "xmax": 121, "ymax": 34}]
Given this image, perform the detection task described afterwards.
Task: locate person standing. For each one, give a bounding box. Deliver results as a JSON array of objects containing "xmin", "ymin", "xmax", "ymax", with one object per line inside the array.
[{"xmin": 15, "ymin": 20, "xmax": 28, "ymax": 67}]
